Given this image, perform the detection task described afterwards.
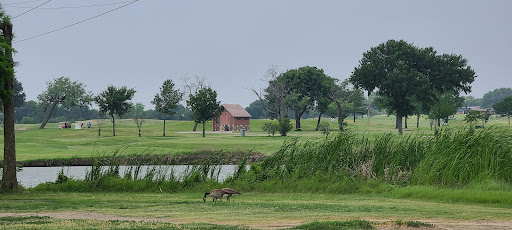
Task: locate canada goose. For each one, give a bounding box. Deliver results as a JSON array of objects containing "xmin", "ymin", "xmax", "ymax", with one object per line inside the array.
[
  {"xmin": 203, "ymin": 189, "xmax": 226, "ymax": 203},
  {"xmin": 221, "ymin": 188, "xmax": 241, "ymax": 201}
]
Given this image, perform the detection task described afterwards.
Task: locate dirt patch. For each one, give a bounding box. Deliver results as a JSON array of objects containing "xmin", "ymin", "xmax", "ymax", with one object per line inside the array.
[
  {"xmin": 2, "ymin": 212, "xmax": 511, "ymax": 230},
  {"xmin": 19, "ymin": 152, "xmax": 266, "ymax": 167}
]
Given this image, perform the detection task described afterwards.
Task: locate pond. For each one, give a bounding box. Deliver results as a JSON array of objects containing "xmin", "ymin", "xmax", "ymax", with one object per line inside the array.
[{"xmin": 17, "ymin": 165, "xmax": 245, "ymax": 188}]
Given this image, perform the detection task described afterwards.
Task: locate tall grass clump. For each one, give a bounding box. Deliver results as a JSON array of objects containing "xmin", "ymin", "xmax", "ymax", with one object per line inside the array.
[
  {"xmin": 232, "ymin": 126, "xmax": 512, "ymax": 192},
  {"xmin": 410, "ymin": 126, "xmax": 512, "ymax": 186}
]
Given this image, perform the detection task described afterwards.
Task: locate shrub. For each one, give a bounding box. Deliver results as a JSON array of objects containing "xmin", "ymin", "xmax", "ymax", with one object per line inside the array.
[
  {"xmin": 261, "ymin": 122, "xmax": 278, "ymax": 136},
  {"xmin": 277, "ymin": 117, "xmax": 293, "ymax": 136}
]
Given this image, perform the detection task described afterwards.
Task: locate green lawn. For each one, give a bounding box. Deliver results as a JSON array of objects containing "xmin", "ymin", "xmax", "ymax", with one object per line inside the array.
[
  {"xmin": 2, "ymin": 114, "xmax": 511, "ymax": 162},
  {"xmin": 1, "ymin": 191, "xmax": 511, "ymax": 229}
]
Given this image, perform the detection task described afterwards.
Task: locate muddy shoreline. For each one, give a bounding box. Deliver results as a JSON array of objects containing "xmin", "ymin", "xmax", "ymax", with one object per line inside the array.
[{"xmin": 18, "ymin": 152, "xmax": 267, "ymax": 167}]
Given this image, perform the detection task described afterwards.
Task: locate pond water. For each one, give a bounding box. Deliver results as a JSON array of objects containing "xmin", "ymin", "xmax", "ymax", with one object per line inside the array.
[{"xmin": 17, "ymin": 165, "xmax": 245, "ymax": 188}]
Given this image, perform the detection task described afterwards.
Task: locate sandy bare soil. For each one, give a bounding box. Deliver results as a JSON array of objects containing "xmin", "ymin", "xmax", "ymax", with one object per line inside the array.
[{"xmin": 1, "ymin": 212, "xmax": 512, "ymax": 229}]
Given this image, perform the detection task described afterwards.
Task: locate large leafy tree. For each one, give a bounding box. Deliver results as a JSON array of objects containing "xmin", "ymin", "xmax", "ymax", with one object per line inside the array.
[
  {"xmin": 481, "ymin": 88, "xmax": 512, "ymax": 109},
  {"xmin": 351, "ymin": 40, "xmax": 430, "ymax": 134},
  {"xmin": 95, "ymin": 85, "xmax": 135, "ymax": 136},
  {"xmin": 493, "ymin": 95, "xmax": 512, "ymax": 126},
  {"xmin": 351, "ymin": 40, "xmax": 475, "ymax": 135},
  {"xmin": 152, "ymin": 79, "xmax": 183, "ymax": 136},
  {"xmin": 278, "ymin": 66, "xmax": 335, "ymax": 131},
  {"xmin": 0, "ymin": 4, "xmax": 17, "ymax": 191},
  {"xmin": 186, "ymin": 87, "xmax": 220, "ymax": 138},
  {"xmin": 37, "ymin": 77, "xmax": 92, "ymax": 129}
]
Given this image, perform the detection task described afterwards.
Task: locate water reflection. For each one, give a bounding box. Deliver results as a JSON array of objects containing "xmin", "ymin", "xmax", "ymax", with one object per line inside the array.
[{"xmin": 17, "ymin": 165, "xmax": 245, "ymax": 188}]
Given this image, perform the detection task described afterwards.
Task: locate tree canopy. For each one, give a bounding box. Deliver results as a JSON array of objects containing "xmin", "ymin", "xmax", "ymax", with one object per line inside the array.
[
  {"xmin": 37, "ymin": 77, "xmax": 92, "ymax": 129},
  {"xmin": 186, "ymin": 87, "xmax": 220, "ymax": 137},
  {"xmin": 95, "ymin": 85, "xmax": 136, "ymax": 136},
  {"xmin": 152, "ymin": 79, "xmax": 183, "ymax": 136},
  {"xmin": 493, "ymin": 95, "xmax": 512, "ymax": 125},
  {"xmin": 275, "ymin": 66, "xmax": 335, "ymax": 131},
  {"xmin": 351, "ymin": 39, "xmax": 476, "ymax": 135},
  {"xmin": 482, "ymin": 88, "xmax": 512, "ymax": 109}
]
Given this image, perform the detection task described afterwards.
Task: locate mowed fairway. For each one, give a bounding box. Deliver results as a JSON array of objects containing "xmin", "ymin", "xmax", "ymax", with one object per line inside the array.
[
  {"xmin": 1, "ymin": 192, "xmax": 512, "ymax": 229},
  {"xmin": 4, "ymin": 114, "xmax": 511, "ymax": 162}
]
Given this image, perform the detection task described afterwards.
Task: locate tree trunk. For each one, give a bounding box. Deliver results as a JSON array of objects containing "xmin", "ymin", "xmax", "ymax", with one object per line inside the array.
[
  {"xmin": 39, "ymin": 100, "xmax": 59, "ymax": 129},
  {"xmin": 405, "ymin": 116, "xmax": 408, "ymax": 129},
  {"xmin": 295, "ymin": 112, "xmax": 301, "ymax": 131},
  {"xmin": 112, "ymin": 115, "xmax": 116, "ymax": 136},
  {"xmin": 1, "ymin": 21, "xmax": 17, "ymax": 191},
  {"xmin": 163, "ymin": 118, "xmax": 166, "ymax": 137},
  {"xmin": 416, "ymin": 113, "xmax": 420, "ymax": 128},
  {"xmin": 367, "ymin": 92, "xmax": 371, "ymax": 124},
  {"xmin": 193, "ymin": 122, "xmax": 198, "ymax": 131},
  {"xmin": 397, "ymin": 113, "xmax": 403, "ymax": 135},
  {"xmin": 315, "ymin": 113, "xmax": 322, "ymax": 131},
  {"xmin": 353, "ymin": 111, "xmax": 356, "ymax": 123},
  {"xmin": 508, "ymin": 113, "xmax": 510, "ymax": 126},
  {"xmin": 202, "ymin": 121, "xmax": 206, "ymax": 138},
  {"xmin": 336, "ymin": 102, "xmax": 344, "ymax": 131},
  {"xmin": 395, "ymin": 116, "xmax": 399, "ymax": 129},
  {"xmin": 437, "ymin": 118, "xmax": 441, "ymax": 127}
]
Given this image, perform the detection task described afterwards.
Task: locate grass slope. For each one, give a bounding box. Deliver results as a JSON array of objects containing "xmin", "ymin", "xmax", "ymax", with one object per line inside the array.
[{"xmin": 4, "ymin": 114, "xmax": 511, "ymax": 162}]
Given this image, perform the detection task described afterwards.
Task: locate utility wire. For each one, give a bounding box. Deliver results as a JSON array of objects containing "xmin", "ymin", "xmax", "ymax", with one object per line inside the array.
[
  {"xmin": 3, "ymin": 0, "xmax": 45, "ymax": 6},
  {"xmin": 6, "ymin": 1, "xmax": 134, "ymax": 10},
  {"xmin": 14, "ymin": 0, "xmax": 139, "ymax": 43},
  {"xmin": 12, "ymin": 0, "xmax": 52, "ymax": 19}
]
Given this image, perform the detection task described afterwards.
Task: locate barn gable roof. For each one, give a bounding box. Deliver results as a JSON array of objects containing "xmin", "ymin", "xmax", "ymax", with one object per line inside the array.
[{"xmin": 222, "ymin": 104, "xmax": 251, "ymax": 117}]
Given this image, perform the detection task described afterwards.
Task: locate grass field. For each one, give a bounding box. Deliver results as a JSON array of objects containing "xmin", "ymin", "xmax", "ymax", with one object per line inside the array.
[
  {"xmin": 1, "ymin": 191, "xmax": 512, "ymax": 229},
  {"xmin": 2, "ymin": 114, "xmax": 512, "ymax": 229},
  {"xmin": 3, "ymin": 114, "xmax": 511, "ymax": 162}
]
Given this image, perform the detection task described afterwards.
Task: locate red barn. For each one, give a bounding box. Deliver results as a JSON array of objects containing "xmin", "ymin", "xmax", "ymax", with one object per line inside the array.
[{"xmin": 212, "ymin": 104, "xmax": 251, "ymax": 131}]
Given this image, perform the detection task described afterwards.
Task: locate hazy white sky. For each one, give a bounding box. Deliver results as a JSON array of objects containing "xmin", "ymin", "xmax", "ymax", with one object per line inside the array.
[{"xmin": 4, "ymin": 0, "xmax": 512, "ymax": 108}]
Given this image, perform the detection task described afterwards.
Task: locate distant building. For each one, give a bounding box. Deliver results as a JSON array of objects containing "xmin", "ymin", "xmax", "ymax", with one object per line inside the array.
[
  {"xmin": 467, "ymin": 106, "xmax": 495, "ymax": 115},
  {"xmin": 212, "ymin": 104, "xmax": 251, "ymax": 131}
]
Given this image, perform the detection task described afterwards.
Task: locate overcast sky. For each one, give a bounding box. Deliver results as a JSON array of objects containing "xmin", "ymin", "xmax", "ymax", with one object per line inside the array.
[{"xmin": 4, "ymin": 0, "xmax": 512, "ymax": 109}]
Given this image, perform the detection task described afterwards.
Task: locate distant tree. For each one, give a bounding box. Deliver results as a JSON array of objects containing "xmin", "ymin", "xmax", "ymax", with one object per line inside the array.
[
  {"xmin": 245, "ymin": 100, "xmax": 266, "ymax": 119},
  {"xmin": 464, "ymin": 110, "xmax": 481, "ymax": 127},
  {"xmin": 37, "ymin": 77, "xmax": 92, "ymax": 129},
  {"xmin": 14, "ymin": 100, "xmax": 42, "ymax": 123},
  {"xmin": 428, "ymin": 92, "xmax": 464, "ymax": 129},
  {"xmin": 252, "ymin": 65, "xmax": 288, "ymax": 119},
  {"xmin": 481, "ymin": 88, "xmax": 512, "ymax": 109},
  {"xmin": 132, "ymin": 103, "xmax": 145, "ymax": 137},
  {"xmin": 279, "ymin": 66, "xmax": 335, "ymax": 131},
  {"xmin": 95, "ymin": 85, "xmax": 136, "ymax": 136},
  {"xmin": 328, "ymin": 80, "xmax": 354, "ymax": 131},
  {"xmin": 186, "ymin": 87, "xmax": 220, "ymax": 138},
  {"xmin": 351, "ymin": 40, "xmax": 475, "ymax": 135},
  {"xmin": 182, "ymin": 75, "xmax": 209, "ymax": 131},
  {"xmin": 348, "ymin": 87, "xmax": 366, "ymax": 123},
  {"xmin": 493, "ymin": 95, "xmax": 512, "ymax": 125},
  {"xmin": 13, "ymin": 78, "xmax": 25, "ymax": 107},
  {"xmin": 152, "ymin": 79, "xmax": 183, "ymax": 136},
  {"xmin": 463, "ymin": 96, "xmax": 482, "ymax": 108}
]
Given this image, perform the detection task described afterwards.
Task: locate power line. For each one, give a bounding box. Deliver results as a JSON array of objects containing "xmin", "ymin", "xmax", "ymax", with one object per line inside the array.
[
  {"xmin": 3, "ymin": 0, "xmax": 45, "ymax": 6},
  {"xmin": 6, "ymin": 1, "xmax": 134, "ymax": 10},
  {"xmin": 13, "ymin": 0, "xmax": 139, "ymax": 44},
  {"xmin": 12, "ymin": 0, "xmax": 52, "ymax": 19}
]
